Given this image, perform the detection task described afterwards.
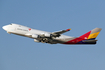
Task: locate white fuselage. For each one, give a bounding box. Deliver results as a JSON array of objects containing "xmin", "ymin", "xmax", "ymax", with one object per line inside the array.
[
  {"xmin": 2, "ymin": 23, "xmax": 74, "ymax": 44},
  {"xmin": 3, "ymin": 23, "xmax": 101, "ymax": 44}
]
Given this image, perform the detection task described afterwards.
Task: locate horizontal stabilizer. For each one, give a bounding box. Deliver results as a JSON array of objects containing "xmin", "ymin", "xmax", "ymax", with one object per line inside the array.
[{"xmin": 82, "ymin": 40, "xmax": 97, "ymax": 42}]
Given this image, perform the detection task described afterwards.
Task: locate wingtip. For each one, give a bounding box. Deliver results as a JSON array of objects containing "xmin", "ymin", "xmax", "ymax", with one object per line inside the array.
[{"xmin": 66, "ymin": 28, "xmax": 71, "ymax": 31}]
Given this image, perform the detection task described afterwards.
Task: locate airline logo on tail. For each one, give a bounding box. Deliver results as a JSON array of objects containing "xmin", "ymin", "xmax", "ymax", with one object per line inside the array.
[{"xmin": 64, "ymin": 28, "xmax": 102, "ymax": 44}]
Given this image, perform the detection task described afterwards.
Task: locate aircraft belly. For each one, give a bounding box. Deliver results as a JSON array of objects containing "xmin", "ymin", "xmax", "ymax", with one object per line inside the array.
[{"xmin": 55, "ymin": 37, "xmax": 76, "ymax": 43}]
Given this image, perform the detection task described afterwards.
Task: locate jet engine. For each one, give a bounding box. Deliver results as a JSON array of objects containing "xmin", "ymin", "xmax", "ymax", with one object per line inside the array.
[
  {"xmin": 44, "ymin": 33, "xmax": 51, "ymax": 37},
  {"xmin": 42, "ymin": 33, "xmax": 60, "ymax": 38},
  {"xmin": 34, "ymin": 39, "xmax": 40, "ymax": 42},
  {"xmin": 32, "ymin": 34, "xmax": 40, "ymax": 38}
]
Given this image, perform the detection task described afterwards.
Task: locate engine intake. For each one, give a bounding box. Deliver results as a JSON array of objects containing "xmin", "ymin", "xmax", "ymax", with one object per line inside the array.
[{"xmin": 34, "ymin": 39, "xmax": 40, "ymax": 42}]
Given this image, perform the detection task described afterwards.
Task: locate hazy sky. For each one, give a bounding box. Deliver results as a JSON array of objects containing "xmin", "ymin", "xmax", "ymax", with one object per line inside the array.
[{"xmin": 0, "ymin": 0, "xmax": 105, "ymax": 70}]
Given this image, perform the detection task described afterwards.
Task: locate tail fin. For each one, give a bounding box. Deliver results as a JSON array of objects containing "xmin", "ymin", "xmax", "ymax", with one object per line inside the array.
[{"xmin": 79, "ymin": 28, "xmax": 102, "ymax": 40}]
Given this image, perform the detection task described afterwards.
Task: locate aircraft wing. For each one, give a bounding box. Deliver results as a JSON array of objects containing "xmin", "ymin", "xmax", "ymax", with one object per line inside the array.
[
  {"xmin": 52, "ymin": 28, "xmax": 71, "ymax": 34},
  {"xmin": 51, "ymin": 28, "xmax": 71, "ymax": 37},
  {"xmin": 25, "ymin": 28, "xmax": 71, "ymax": 38}
]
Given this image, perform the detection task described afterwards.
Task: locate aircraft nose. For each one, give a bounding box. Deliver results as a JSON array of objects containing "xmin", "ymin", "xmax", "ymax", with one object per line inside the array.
[{"xmin": 2, "ymin": 26, "xmax": 8, "ymax": 31}]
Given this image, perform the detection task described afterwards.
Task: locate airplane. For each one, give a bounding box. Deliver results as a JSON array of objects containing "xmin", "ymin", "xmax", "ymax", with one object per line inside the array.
[{"xmin": 2, "ymin": 23, "xmax": 102, "ymax": 45}]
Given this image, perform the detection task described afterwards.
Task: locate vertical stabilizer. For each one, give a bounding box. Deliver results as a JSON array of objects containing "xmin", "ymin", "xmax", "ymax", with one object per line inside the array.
[
  {"xmin": 87, "ymin": 28, "xmax": 102, "ymax": 39},
  {"xmin": 79, "ymin": 28, "xmax": 102, "ymax": 40},
  {"xmin": 63, "ymin": 28, "xmax": 102, "ymax": 44}
]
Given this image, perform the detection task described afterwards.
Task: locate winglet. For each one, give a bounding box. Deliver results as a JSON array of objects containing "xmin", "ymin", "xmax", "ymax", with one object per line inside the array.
[{"xmin": 66, "ymin": 28, "xmax": 71, "ymax": 31}]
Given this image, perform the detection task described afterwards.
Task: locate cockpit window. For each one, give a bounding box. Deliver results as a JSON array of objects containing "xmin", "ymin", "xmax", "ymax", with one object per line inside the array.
[{"xmin": 10, "ymin": 24, "xmax": 12, "ymax": 25}]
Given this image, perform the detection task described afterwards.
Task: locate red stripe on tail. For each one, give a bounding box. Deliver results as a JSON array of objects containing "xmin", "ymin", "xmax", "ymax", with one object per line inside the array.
[{"xmin": 64, "ymin": 31, "xmax": 91, "ymax": 44}]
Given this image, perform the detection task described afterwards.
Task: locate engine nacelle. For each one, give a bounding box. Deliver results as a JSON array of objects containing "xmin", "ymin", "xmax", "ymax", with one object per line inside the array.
[
  {"xmin": 34, "ymin": 39, "xmax": 40, "ymax": 42},
  {"xmin": 44, "ymin": 33, "xmax": 60, "ymax": 38},
  {"xmin": 32, "ymin": 34, "xmax": 40, "ymax": 38},
  {"xmin": 43, "ymin": 33, "xmax": 51, "ymax": 37}
]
